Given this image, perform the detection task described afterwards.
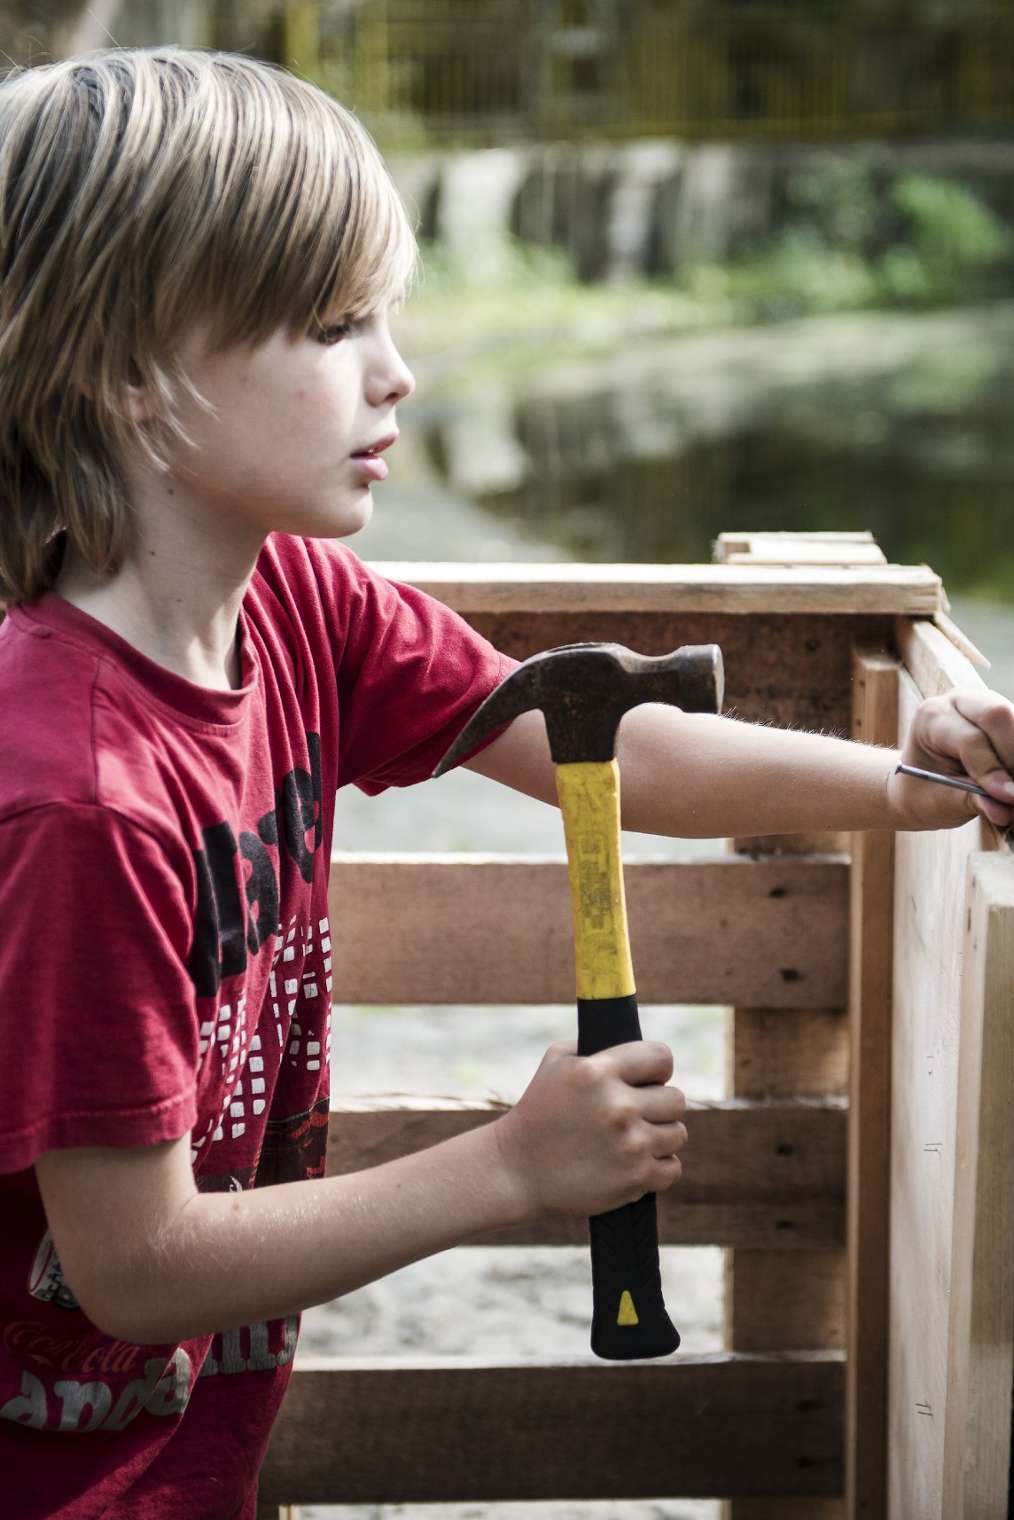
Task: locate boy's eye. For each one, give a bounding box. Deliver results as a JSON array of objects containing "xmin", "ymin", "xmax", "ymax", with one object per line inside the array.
[{"xmin": 317, "ymin": 320, "xmax": 353, "ymax": 345}]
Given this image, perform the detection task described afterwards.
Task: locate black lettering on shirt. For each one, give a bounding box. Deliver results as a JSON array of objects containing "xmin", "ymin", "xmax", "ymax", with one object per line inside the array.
[{"xmin": 186, "ymin": 733, "xmax": 323, "ymax": 996}]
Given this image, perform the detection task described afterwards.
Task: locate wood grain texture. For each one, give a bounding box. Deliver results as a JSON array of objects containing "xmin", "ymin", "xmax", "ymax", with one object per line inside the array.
[
  {"xmin": 370, "ymin": 560, "xmax": 941, "ymax": 615},
  {"xmin": 327, "ymin": 853, "xmax": 849, "ymax": 1007},
  {"xmin": 715, "ymin": 531, "xmax": 888, "ymax": 568},
  {"xmin": 888, "ymin": 654, "xmax": 1001, "ymax": 1518},
  {"xmin": 258, "ymin": 1353, "xmax": 845, "ymax": 1507},
  {"xmin": 895, "ymin": 614, "xmax": 987, "ymax": 697},
  {"xmin": 720, "ymin": 530, "xmax": 860, "ymax": 1520},
  {"xmin": 942, "ymin": 851, "xmax": 1014, "ymax": 1518},
  {"xmin": 727, "ymin": 1007, "xmax": 848, "ymax": 1096},
  {"xmin": 846, "ymin": 645, "xmax": 900, "ymax": 1520},
  {"xmin": 325, "ymin": 1094, "xmax": 847, "ymax": 1250}
]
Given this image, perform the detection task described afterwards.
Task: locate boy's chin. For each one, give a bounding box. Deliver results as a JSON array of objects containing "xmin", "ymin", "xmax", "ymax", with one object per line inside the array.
[{"xmin": 289, "ymin": 493, "xmax": 373, "ymax": 539}]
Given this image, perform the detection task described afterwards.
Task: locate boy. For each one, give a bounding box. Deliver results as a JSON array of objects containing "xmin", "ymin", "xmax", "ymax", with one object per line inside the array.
[{"xmin": 0, "ymin": 45, "xmax": 1011, "ymax": 1520}]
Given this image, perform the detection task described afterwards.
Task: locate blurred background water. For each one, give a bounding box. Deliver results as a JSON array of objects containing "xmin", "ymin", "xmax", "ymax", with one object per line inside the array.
[{"xmin": 5, "ymin": 5, "xmax": 1013, "ymax": 1516}]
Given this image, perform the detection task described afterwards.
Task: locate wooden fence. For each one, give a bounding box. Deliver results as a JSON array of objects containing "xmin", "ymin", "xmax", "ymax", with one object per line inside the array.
[{"xmin": 259, "ymin": 530, "xmax": 1014, "ymax": 1518}]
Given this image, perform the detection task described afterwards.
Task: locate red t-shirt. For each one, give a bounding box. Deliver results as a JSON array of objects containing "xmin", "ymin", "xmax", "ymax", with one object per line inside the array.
[{"xmin": 0, "ymin": 534, "xmax": 517, "ymax": 1518}]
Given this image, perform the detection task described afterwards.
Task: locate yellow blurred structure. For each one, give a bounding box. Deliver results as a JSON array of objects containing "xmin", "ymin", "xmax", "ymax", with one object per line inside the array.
[{"xmin": 286, "ymin": 0, "xmax": 1014, "ymax": 146}]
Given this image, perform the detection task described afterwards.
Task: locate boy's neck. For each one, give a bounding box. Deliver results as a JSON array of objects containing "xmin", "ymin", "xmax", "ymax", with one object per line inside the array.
[{"xmin": 52, "ymin": 546, "xmax": 247, "ymax": 694}]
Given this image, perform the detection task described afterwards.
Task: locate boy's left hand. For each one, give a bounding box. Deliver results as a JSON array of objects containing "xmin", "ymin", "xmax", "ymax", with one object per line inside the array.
[{"xmin": 888, "ymin": 687, "xmax": 1014, "ymax": 832}]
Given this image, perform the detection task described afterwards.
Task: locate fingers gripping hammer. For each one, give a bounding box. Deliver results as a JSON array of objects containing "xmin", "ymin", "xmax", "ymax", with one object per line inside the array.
[{"xmin": 434, "ymin": 641, "xmax": 725, "ymax": 1360}]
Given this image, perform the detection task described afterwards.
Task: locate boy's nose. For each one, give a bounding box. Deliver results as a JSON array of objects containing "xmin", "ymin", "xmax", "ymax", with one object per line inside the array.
[
  {"xmin": 388, "ymin": 351, "xmax": 415, "ymax": 404},
  {"xmin": 368, "ymin": 340, "xmax": 415, "ymax": 408}
]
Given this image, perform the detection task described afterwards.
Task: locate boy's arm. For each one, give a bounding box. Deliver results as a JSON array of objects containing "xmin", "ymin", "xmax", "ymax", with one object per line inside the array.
[
  {"xmin": 34, "ymin": 1123, "xmax": 522, "ymax": 1345},
  {"xmin": 34, "ymin": 1038, "xmax": 686, "ymax": 1346},
  {"xmin": 463, "ymin": 690, "xmax": 1014, "ymax": 834}
]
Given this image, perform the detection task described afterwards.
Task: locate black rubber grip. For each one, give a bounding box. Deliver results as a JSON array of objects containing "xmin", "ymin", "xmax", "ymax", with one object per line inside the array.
[{"xmin": 578, "ymin": 993, "xmax": 681, "ymax": 1360}]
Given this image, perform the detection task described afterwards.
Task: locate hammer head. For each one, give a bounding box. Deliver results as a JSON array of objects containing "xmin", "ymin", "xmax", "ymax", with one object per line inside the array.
[{"xmin": 433, "ymin": 641, "xmax": 724, "ymax": 775}]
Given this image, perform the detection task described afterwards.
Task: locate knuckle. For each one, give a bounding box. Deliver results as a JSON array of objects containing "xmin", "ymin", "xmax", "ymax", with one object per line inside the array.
[
  {"xmin": 650, "ymin": 1041, "xmax": 674, "ymax": 1077},
  {"xmin": 610, "ymin": 1099, "xmax": 637, "ymax": 1130},
  {"xmin": 571, "ymin": 1054, "xmax": 597, "ymax": 1089}
]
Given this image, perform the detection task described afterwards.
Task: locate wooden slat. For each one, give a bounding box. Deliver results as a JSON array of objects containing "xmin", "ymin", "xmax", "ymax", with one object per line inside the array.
[
  {"xmin": 720, "ymin": 532, "xmax": 854, "ymax": 1520},
  {"xmin": 715, "ymin": 531, "xmax": 888, "ymax": 567},
  {"xmin": 888, "ymin": 657, "xmax": 1000, "ymax": 1518},
  {"xmin": 931, "ymin": 610, "xmax": 990, "ymax": 669},
  {"xmin": 258, "ymin": 1353, "xmax": 845, "ymax": 1507},
  {"xmin": 327, "ymin": 852, "xmax": 848, "ymax": 1007},
  {"xmin": 716, "ymin": 1006, "xmax": 848, "ymax": 1096},
  {"xmin": 895, "ymin": 614, "xmax": 988, "ymax": 697},
  {"xmin": 325, "ymin": 1095, "xmax": 847, "ymax": 1250},
  {"xmin": 371, "ymin": 559, "xmax": 941, "ymax": 615},
  {"xmin": 846, "ymin": 644, "xmax": 900, "ymax": 1520},
  {"xmin": 888, "ymin": 617, "xmax": 1008, "ymax": 1519},
  {"xmin": 942, "ymin": 852, "xmax": 1014, "ymax": 1517}
]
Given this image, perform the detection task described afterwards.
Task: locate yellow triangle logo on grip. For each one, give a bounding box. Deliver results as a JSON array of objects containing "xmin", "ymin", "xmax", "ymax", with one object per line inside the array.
[{"xmin": 617, "ymin": 1290, "xmax": 639, "ymax": 1326}]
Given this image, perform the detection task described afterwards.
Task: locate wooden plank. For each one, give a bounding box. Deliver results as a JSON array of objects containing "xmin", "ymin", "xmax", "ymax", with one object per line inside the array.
[
  {"xmin": 888, "ymin": 649, "xmax": 1003, "ymax": 1519},
  {"xmin": 895, "ymin": 614, "xmax": 988, "ymax": 698},
  {"xmin": 931, "ymin": 610, "xmax": 990, "ymax": 670},
  {"xmin": 258, "ymin": 1353, "xmax": 845, "ymax": 1506},
  {"xmin": 942, "ymin": 852, "xmax": 1014, "ymax": 1517},
  {"xmin": 722, "ymin": 1007, "xmax": 848, "ymax": 1096},
  {"xmin": 327, "ymin": 853, "xmax": 849, "ymax": 1007},
  {"xmin": 720, "ymin": 1251, "xmax": 847, "ymax": 1348},
  {"xmin": 370, "ymin": 560, "xmax": 942, "ymax": 616},
  {"xmin": 325, "ymin": 1095, "xmax": 847, "ymax": 1250},
  {"xmin": 720, "ymin": 533, "xmax": 856, "ymax": 1520},
  {"xmin": 716, "ymin": 532, "xmax": 882, "ymax": 549},
  {"xmin": 846, "ymin": 644, "xmax": 900, "ymax": 1520},
  {"xmin": 715, "ymin": 531, "xmax": 888, "ymax": 568}
]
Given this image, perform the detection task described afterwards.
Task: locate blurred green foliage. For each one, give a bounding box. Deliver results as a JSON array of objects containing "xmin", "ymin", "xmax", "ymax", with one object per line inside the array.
[{"xmin": 699, "ymin": 168, "xmax": 1014, "ymax": 319}]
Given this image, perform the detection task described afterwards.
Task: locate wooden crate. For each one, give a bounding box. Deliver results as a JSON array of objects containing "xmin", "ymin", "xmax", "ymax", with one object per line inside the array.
[{"xmin": 258, "ymin": 531, "xmax": 1013, "ymax": 1519}]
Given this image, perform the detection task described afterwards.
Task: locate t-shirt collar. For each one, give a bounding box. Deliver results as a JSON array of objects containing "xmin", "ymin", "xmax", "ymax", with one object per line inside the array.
[{"xmin": 12, "ymin": 591, "xmax": 259, "ymax": 729}]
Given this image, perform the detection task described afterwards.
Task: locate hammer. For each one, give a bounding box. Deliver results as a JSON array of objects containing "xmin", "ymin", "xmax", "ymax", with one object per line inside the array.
[{"xmin": 434, "ymin": 641, "xmax": 725, "ymax": 1359}]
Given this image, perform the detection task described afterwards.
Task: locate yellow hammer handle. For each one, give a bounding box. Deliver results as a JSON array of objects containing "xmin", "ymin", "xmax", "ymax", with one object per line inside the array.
[{"xmin": 554, "ymin": 759, "xmax": 635, "ymax": 1002}]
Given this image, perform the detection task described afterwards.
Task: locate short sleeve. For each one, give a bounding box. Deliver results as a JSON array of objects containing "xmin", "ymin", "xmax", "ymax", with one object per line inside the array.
[
  {"xmin": 326, "ymin": 549, "xmax": 520, "ymax": 795},
  {"xmin": 0, "ymin": 804, "xmax": 200, "ymax": 1172}
]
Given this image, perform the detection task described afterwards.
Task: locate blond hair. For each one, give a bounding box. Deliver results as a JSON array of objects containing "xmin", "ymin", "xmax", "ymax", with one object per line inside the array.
[{"xmin": 0, "ymin": 46, "xmax": 419, "ymax": 606}]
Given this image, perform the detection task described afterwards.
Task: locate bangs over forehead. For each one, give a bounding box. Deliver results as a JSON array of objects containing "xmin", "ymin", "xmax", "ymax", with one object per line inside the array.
[
  {"xmin": 140, "ymin": 48, "xmax": 420, "ymax": 349},
  {"xmin": 2, "ymin": 46, "xmax": 418, "ymax": 373}
]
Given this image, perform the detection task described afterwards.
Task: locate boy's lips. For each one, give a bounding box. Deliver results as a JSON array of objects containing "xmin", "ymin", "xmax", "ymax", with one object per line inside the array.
[{"xmin": 350, "ymin": 430, "xmax": 398, "ymax": 459}]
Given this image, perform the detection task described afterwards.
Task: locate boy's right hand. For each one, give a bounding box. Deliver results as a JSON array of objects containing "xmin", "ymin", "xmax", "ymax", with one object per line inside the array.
[{"xmin": 492, "ymin": 1040, "xmax": 689, "ymax": 1222}]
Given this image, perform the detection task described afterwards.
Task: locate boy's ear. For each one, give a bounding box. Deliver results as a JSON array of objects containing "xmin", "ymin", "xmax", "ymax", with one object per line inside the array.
[
  {"xmin": 76, "ymin": 358, "xmax": 154, "ymax": 424},
  {"xmin": 123, "ymin": 358, "xmax": 154, "ymax": 423}
]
